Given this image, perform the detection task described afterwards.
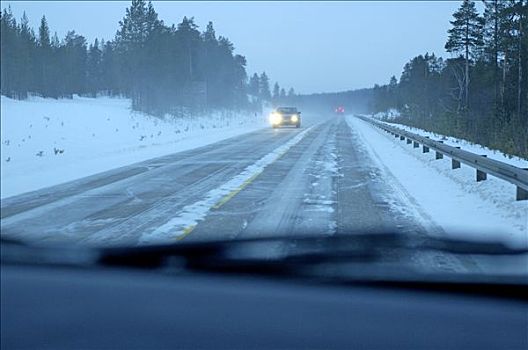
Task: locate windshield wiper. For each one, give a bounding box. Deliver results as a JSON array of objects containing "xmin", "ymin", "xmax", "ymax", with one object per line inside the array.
[
  {"xmin": 2, "ymin": 232, "xmax": 527, "ymax": 299},
  {"xmin": 97, "ymin": 232, "xmax": 527, "ymax": 265}
]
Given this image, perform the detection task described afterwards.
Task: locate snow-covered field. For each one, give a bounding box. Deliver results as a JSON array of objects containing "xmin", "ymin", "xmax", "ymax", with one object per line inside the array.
[
  {"xmin": 348, "ymin": 116, "xmax": 528, "ymax": 248},
  {"xmin": 1, "ymin": 95, "xmax": 268, "ymax": 198}
]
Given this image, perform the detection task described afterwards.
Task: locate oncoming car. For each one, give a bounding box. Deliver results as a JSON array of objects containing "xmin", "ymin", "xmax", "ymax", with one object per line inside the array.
[{"xmin": 269, "ymin": 107, "xmax": 301, "ymax": 128}]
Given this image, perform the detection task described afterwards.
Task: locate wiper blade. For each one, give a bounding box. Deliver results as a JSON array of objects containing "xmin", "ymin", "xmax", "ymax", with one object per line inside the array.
[
  {"xmin": 3, "ymin": 232, "xmax": 527, "ymax": 299},
  {"xmin": 97, "ymin": 232, "xmax": 528, "ymax": 281},
  {"xmin": 95, "ymin": 232, "xmax": 528, "ymax": 300},
  {"xmin": 98, "ymin": 231, "xmax": 527, "ymax": 266}
]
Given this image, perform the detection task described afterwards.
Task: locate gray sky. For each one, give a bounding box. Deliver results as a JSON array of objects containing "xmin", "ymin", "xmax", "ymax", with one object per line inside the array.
[{"xmin": 4, "ymin": 1, "xmax": 462, "ymax": 94}]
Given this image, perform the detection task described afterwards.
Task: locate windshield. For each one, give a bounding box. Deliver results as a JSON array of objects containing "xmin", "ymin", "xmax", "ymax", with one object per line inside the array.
[
  {"xmin": 1, "ymin": 1, "xmax": 527, "ymax": 279},
  {"xmin": 276, "ymin": 107, "xmax": 298, "ymax": 114}
]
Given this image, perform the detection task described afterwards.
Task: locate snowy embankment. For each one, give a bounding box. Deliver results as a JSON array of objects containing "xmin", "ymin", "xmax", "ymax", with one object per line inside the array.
[
  {"xmin": 347, "ymin": 116, "xmax": 527, "ymax": 248},
  {"xmin": 370, "ymin": 114, "xmax": 526, "ymax": 167},
  {"xmin": 1, "ymin": 95, "xmax": 268, "ymax": 198}
]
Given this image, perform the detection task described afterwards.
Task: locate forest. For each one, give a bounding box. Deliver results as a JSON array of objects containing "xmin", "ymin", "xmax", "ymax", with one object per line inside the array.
[
  {"xmin": 367, "ymin": 0, "xmax": 527, "ymax": 157},
  {"xmin": 0, "ymin": 0, "xmax": 288, "ymax": 116}
]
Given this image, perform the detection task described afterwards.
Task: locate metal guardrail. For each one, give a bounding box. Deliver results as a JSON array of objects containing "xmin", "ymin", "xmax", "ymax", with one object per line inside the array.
[{"xmin": 357, "ymin": 115, "xmax": 528, "ymax": 201}]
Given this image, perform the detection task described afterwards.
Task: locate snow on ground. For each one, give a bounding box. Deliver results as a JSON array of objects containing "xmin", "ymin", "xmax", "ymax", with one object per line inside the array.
[
  {"xmin": 1, "ymin": 95, "xmax": 268, "ymax": 198},
  {"xmin": 371, "ymin": 109, "xmax": 401, "ymax": 121},
  {"xmin": 347, "ymin": 115, "xmax": 528, "ymax": 249},
  {"xmin": 303, "ymin": 130, "xmax": 339, "ymax": 233},
  {"xmin": 368, "ymin": 115, "xmax": 527, "ymax": 168}
]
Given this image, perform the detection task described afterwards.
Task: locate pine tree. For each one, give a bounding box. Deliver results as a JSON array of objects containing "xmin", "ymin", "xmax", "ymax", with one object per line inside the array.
[
  {"xmin": 177, "ymin": 16, "xmax": 200, "ymax": 81},
  {"xmin": 232, "ymin": 54, "xmax": 248, "ymax": 108},
  {"xmin": 62, "ymin": 31, "xmax": 87, "ymax": 96},
  {"xmin": 287, "ymin": 87, "xmax": 295, "ymax": 97},
  {"xmin": 388, "ymin": 75, "xmax": 399, "ymax": 108},
  {"xmin": 36, "ymin": 15, "xmax": 53, "ymax": 96},
  {"xmin": 100, "ymin": 40, "xmax": 120, "ymax": 95},
  {"xmin": 115, "ymin": 0, "xmax": 164, "ymax": 111},
  {"xmin": 272, "ymin": 82, "xmax": 280, "ymax": 100},
  {"xmin": 87, "ymin": 38, "xmax": 103, "ymax": 96},
  {"xmin": 482, "ymin": 0, "xmax": 509, "ymax": 111},
  {"xmin": 202, "ymin": 21, "xmax": 217, "ymax": 107},
  {"xmin": 248, "ymin": 73, "xmax": 259, "ymax": 97},
  {"xmin": 16, "ymin": 12, "xmax": 36, "ymax": 97},
  {"xmin": 38, "ymin": 15, "xmax": 50, "ymax": 48},
  {"xmin": 1, "ymin": 7, "xmax": 17, "ymax": 96},
  {"xmin": 259, "ymin": 72, "xmax": 271, "ymax": 100},
  {"xmin": 445, "ymin": 0, "xmax": 484, "ymax": 110},
  {"xmin": 512, "ymin": 0, "xmax": 527, "ymax": 122}
]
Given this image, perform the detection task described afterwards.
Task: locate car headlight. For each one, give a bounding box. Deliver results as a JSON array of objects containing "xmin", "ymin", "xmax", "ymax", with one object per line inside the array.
[
  {"xmin": 270, "ymin": 113, "xmax": 282, "ymax": 124},
  {"xmin": 291, "ymin": 115, "xmax": 299, "ymax": 123}
]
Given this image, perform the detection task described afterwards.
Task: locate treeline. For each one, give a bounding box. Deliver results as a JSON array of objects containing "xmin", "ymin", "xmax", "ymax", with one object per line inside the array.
[
  {"xmin": 371, "ymin": 0, "xmax": 527, "ymax": 158},
  {"xmin": 0, "ymin": 0, "xmax": 292, "ymax": 115},
  {"xmin": 245, "ymin": 72, "xmax": 297, "ymax": 105},
  {"xmin": 287, "ymin": 89, "xmax": 374, "ymax": 115}
]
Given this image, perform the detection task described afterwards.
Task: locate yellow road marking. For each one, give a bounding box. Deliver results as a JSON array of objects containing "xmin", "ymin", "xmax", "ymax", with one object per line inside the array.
[
  {"xmin": 177, "ymin": 225, "xmax": 196, "ymax": 240},
  {"xmin": 177, "ymin": 170, "xmax": 263, "ymax": 238},
  {"xmin": 212, "ymin": 170, "xmax": 263, "ymax": 210},
  {"xmin": 176, "ymin": 126, "xmax": 313, "ymax": 240},
  {"xmin": 178, "ymin": 143, "xmax": 292, "ymax": 237}
]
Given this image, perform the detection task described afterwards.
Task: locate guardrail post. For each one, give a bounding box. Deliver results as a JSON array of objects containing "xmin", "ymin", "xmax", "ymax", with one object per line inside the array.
[
  {"xmin": 422, "ymin": 145, "xmax": 429, "ymax": 153},
  {"xmin": 435, "ymin": 141, "xmax": 443, "ymax": 159},
  {"xmin": 413, "ymin": 141, "xmax": 419, "ymax": 148},
  {"xmin": 395, "ymin": 133, "xmax": 399, "ymax": 138},
  {"xmin": 476, "ymin": 155, "xmax": 488, "ymax": 182},
  {"xmin": 452, "ymin": 147, "xmax": 461, "ymax": 169},
  {"xmin": 406, "ymin": 138, "xmax": 412, "ymax": 144},
  {"xmin": 517, "ymin": 187, "xmax": 528, "ymax": 201},
  {"xmin": 400, "ymin": 136, "xmax": 405, "ymax": 141},
  {"xmin": 515, "ymin": 169, "xmax": 528, "ymax": 200}
]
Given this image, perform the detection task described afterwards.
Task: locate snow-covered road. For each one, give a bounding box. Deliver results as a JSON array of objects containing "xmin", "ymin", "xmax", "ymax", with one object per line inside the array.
[
  {"xmin": 1, "ymin": 116, "xmax": 415, "ymax": 244},
  {"xmin": 2, "ymin": 115, "xmax": 526, "ymax": 265}
]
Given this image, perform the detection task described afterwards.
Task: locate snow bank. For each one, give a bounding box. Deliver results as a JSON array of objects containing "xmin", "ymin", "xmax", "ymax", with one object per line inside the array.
[
  {"xmin": 1, "ymin": 95, "xmax": 268, "ymax": 198},
  {"xmin": 347, "ymin": 116, "xmax": 528, "ymax": 248},
  {"xmin": 371, "ymin": 109, "xmax": 400, "ymax": 121}
]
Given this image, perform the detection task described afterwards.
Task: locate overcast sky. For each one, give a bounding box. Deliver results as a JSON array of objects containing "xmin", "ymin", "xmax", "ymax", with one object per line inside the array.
[{"xmin": 4, "ymin": 1, "xmax": 463, "ymax": 94}]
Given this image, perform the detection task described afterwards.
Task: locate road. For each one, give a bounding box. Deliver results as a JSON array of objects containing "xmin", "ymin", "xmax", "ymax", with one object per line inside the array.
[{"xmin": 2, "ymin": 115, "xmax": 436, "ymax": 248}]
